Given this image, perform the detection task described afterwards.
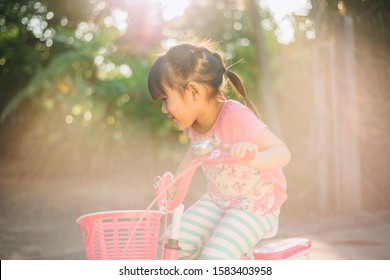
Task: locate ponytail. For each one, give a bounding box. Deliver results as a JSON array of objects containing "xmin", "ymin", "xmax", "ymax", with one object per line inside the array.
[
  {"xmin": 210, "ymin": 51, "xmax": 260, "ymax": 119},
  {"xmin": 225, "ymin": 69, "xmax": 260, "ymax": 119}
]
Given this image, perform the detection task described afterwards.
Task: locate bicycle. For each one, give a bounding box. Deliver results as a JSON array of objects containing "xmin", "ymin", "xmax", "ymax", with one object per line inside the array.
[{"xmin": 76, "ymin": 139, "xmax": 311, "ymax": 260}]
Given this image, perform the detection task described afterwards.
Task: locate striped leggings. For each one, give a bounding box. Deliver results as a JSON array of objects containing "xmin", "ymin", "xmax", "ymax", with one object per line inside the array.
[{"xmin": 177, "ymin": 194, "xmax": 280, "ymax": 260}]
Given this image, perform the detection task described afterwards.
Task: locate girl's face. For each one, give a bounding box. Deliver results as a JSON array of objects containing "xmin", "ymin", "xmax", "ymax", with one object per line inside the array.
[{"xmin": 160, "ymin": 86, "xmax": 198, "ymax": 131}]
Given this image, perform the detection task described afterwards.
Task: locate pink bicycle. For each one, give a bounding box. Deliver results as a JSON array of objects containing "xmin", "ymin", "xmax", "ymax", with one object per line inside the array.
[{"xmin": 76, "ymin": 140, "xmax": 311, "ymax": 260}]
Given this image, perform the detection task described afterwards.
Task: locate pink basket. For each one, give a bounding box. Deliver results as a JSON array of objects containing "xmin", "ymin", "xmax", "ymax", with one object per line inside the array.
[{"xmin": 76, "ymin": 210, "xmax": 164, "ymax": 260}]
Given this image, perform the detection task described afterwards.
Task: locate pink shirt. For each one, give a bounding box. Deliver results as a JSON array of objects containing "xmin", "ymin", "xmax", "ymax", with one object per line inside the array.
[{"xmin": 184, "ymin": 100, "xmax": 287, "ymax": 216}]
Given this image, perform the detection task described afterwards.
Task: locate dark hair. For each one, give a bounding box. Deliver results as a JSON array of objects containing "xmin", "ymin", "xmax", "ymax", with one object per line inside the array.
[{"xmin": 147, "ymin": 42, "xmax": 260, "ymax": 118}]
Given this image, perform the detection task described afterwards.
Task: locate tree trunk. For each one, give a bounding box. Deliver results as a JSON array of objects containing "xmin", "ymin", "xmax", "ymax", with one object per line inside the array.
[{"xmin": 244, "ymin": 0, "xmax": 283, "ymax": 138}]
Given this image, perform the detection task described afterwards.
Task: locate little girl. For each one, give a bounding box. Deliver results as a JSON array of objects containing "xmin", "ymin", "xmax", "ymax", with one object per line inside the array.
[{"xmin": 147, "ymin": 41, "xmax": 291, "ymax": 260}]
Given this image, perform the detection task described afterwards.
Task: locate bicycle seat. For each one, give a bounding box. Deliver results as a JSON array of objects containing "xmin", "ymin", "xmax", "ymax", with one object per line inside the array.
[{"xmin": 253, "ymin": 237, "xmax": 312, "ymax": 260}]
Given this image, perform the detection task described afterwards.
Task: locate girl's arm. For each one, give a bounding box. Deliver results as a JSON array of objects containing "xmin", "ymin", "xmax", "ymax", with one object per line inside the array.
[{"xmin": 230, "ymin": 128, "xmax": 291, "ymax": 172}]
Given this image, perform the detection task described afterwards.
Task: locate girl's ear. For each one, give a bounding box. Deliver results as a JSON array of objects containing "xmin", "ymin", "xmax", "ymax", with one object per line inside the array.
[{"xmin": 186, "ymin": 82, "xmax": 201, "ymax": 101}]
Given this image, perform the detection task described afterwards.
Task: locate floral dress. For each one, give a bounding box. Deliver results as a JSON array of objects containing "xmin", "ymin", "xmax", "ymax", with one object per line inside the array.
[{"xmin": 184, "ymin": 100, "xmax": 287, "ymax": 217}]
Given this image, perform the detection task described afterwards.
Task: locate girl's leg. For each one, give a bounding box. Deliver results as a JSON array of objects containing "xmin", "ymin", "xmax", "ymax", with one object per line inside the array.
[
  {"xmin": 199, "ymin": 209, "xmax": 280, "ymax": 260},
  {"xmin": 178, "ymin": 194, "xmax": 224, "ymax": 259}
]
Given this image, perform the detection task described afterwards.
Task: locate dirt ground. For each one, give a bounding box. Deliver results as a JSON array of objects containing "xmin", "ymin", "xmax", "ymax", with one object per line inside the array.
[{"xmin": 1, "ymin": 165, "xmax": 389, "ymax": 260}]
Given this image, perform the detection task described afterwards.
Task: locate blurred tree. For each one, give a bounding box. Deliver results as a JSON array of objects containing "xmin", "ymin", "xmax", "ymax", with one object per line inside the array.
[
  {"xmin": 0, "ymin": 0, "xmax": 167, "ymax": 135},
  {"xmin": 244, "ymin": 0, "xmax": 283, "ymax": 136},
  {"xmin": 0, "ymin": 0, "xmax": 53, "ymax": 114}
]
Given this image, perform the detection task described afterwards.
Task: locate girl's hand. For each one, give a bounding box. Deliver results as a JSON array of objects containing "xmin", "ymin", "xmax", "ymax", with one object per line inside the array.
[
  {"xmin": 225, "ymin": 142, "xmax": 258, "ymax": 162},
  {"xmin": 154, "ymin": 172, "xmax": 177, "ymax": 204},
  {"xmin": 223, "ymin": 129, "xmax": 291, "ymax": 171}
]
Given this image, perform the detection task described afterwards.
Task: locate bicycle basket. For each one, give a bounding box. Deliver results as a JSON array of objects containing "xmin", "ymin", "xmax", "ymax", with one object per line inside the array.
[{"xmin": 76, "ymin": 210, "xmax": 164, "ymax": 260}]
